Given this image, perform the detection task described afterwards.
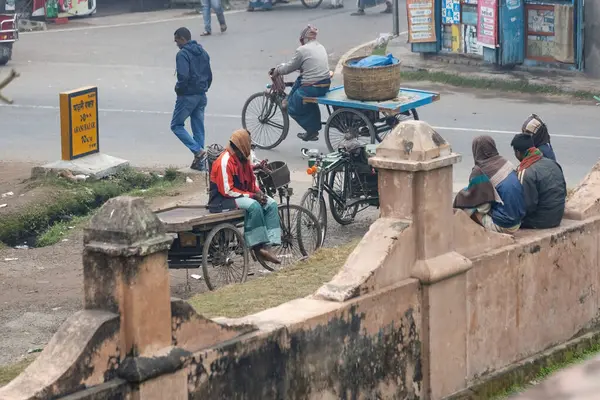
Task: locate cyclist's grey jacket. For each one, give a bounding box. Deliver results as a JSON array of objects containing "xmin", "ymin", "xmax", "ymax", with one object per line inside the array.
[{"xmin": 275, "ymin": 41, "xmax": 330, "ymax": 85}]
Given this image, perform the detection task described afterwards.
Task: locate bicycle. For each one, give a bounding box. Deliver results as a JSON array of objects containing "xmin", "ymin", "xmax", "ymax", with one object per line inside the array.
[
  {"xmin": 251, "ymin": 152, "xmax": 323, "ymax": 271},
  {"xmin": 300, "ymin": 142, "xmax": 379, "ymax": 243},
  {"xmin": 241, "ymin": 73, "xmax": 434, "ymax": 152}
]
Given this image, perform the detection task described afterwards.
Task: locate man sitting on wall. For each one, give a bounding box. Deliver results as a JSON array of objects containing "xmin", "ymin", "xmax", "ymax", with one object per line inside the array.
[
  {"xmin": 510, "ymin": 133, "xmax": 567, "ymax": 229},
  {"xmin": 521, "ymin": 114, "xmax": 557, "ymax": 162}
]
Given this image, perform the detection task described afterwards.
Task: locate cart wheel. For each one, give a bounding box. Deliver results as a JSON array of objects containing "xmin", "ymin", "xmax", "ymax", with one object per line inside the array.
[
  {"xmin": 202, "ymin": 223, "xmax": 249, "ymax": 291},
  {"xmin": 242, "ymin": 91, "xmax": 290, "ymax": 150},
  {"xmin": 257, "ymin": 204, "xmax": 322, "ymax": 272},
  {"xmin": 324, "ymin": 108, "xmax": 376, "ymax": 153},
  {"xmin": 328, "ymin": 169, "xmax": 359, "ymax": 226},
  {"xmin": 301, "ymin": 0, "xmax": 322, "ymax": 8},
  {"xmin": 376, "ymin": 108, "xmax": 419, "ymax": 143},
  {"xmin": 300, "ymin": 188, "xmax": 327, "ymax": 246}
]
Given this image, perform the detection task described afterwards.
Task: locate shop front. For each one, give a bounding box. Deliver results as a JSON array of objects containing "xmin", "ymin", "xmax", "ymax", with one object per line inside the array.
[{"xmin": 406, "ymin": 0, "xmax": 585, "ymax": 70}]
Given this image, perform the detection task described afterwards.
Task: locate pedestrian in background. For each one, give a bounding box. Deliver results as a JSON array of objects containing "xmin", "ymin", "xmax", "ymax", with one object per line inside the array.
[
  {"xmin": 201, "ymin": 0, "xmax": 227, "ymax": 36},
  {"xmin": 172, "ymin": 27, "xmax": 213, "ymax": 171},
  {"xmin": 327, "ymin": 0, "xmax": 343, "ymax": 9},
  {"xmin": 247, "ymin": 0, "xmax": 273, "ymax": 11},
  {"xmin": 351, "ymin": 0, "xmax": 392, "ymax": 15}
]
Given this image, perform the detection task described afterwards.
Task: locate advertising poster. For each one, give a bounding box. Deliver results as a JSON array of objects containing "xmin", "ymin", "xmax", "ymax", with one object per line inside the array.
[
  {"xmin": 442, "ymin": 0, "xmax": 461, "ymax": 25},
  {"xmin": 406, "ymin": 0, "xmax": 436, "ymax": 43},
  {"xmin": 477, "ymin": 0, "xmax": 498, "ymax": 48}
]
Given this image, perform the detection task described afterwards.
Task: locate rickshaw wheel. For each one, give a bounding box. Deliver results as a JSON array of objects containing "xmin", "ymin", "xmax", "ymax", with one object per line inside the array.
[
  {"xmin": 202, "ymin": 223, "xmax": 249, "ymax": 291},
  {"xmin": 242, "ymin": 91, "xmax": 290, "ymax": 149},
  {"xmin": 301, "ymin": 0, "xmax": 323, "ymax": 8},
  {"xmin": 300, "ymin": 188, "xmax": 327, "ymax": 246},
  {"xmin": 376, "ymin": 108, "xmax": 419, "ymax": 143},
  {"xmin": 256, "ymin": 204, "xmax": 322, "ymax": 272},
  {"xmin": 328, "ymin": 169, "xmax": 360, "ymax": 226},
  {"xmin": 324, "ymin": 108, "xmax": 376, "ymax": 153}
]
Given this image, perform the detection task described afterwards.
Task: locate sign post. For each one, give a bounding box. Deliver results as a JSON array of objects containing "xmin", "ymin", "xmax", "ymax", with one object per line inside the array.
[
  {"xmin": 392, "ymin": 0, "xmax": 400, "ymax": 36},
  {"xmin": 406, "ymin": 0, "xmax": 437, "ymax": 43},
  {"xmin": 59, "ymin": 86, "xmax": 99, "ymax": 161}
]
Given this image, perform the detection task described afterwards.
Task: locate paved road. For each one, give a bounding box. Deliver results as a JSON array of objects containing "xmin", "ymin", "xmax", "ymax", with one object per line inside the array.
[{"xmin": 0, "ymin": 6, "xmax": 599, "ymax": 188}]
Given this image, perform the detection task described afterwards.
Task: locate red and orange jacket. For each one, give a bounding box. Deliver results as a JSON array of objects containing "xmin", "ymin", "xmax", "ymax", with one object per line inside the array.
[{"xmin": 208, "ymin": 149, "xmax": 259, "ymax": 212}]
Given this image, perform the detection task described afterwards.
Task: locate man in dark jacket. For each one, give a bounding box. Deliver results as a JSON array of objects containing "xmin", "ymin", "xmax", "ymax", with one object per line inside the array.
[
  {"xmin": 511, "ymin": 134, "xmax": 566, "ymax": 229},
  {"xmin": 172, "ymin": 27, "xmax": 213, "ymax": 171}
]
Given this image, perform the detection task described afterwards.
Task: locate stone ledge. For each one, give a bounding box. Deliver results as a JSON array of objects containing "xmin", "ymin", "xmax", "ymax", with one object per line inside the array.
[{"xmin": 446, "ymin": 330, "xmax": 600, "ymax": 400}]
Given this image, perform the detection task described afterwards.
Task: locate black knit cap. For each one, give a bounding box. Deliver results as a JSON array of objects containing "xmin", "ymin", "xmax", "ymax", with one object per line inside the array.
[{"xmin": 510, "ymin": 133, "xmax": 535, "ymax": 153}]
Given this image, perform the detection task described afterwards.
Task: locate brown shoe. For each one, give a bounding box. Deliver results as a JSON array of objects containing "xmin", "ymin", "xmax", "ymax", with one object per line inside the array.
[{"xmin": 256, "ymin": 247, "xmax": 281, "ymax": 264}]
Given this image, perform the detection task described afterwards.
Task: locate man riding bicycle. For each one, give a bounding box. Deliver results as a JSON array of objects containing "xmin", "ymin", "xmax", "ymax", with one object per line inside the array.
[{"xmin": 271, "ymin": 25, "xmax": 331, "ymax": 142}]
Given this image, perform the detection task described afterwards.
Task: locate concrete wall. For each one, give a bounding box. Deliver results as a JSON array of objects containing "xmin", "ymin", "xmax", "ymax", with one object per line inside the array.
[
  {"xmin": 3, "ymin": 122, "xmax": 600, "ymax": 400},
  {"xmin": 584, "ymin": 0, "xmax": 600, "ymax": 78}
]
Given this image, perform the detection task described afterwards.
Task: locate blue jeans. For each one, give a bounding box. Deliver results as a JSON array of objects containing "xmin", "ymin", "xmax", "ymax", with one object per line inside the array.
[
  {"xmin": 235, "ymin": 196, "xmax": 281, "ymax": 248},
  {"xmin": 203, "ymin": 0, "xmax": 226, "ymax": 33},
  {"xmin": 288, "ymin": 78, "xmax": 330, "ymax": 134},
  {"xmin": 171, "ymin": 94, "xmax": 207, "ymax": 154}
]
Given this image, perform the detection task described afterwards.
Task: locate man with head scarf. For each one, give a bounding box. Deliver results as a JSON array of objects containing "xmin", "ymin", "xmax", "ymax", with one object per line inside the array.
[
  {"xmin": 510, "ymin": 133, "xmax": 566, "ymax": 229},
  {"xmin": 454, "ymin": 135, "xmax": 525, "ymax": 234},
  {"xmin": 521, "ymin": 114, "xmax": 557, "ymax": 162},
  {"xmin": 209, "ymin": 129, "xmax": 281, "ymax": 264},
  {"xmin": 271, "ymin": 25, "xmax": 331, "ymax": 142}
]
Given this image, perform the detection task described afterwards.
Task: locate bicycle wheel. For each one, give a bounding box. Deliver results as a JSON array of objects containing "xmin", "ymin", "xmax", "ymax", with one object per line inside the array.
[
  {"xmin": 328, "ymin": 169, "xmax": 359, "ymax": 226},
  {"xmin": 202, "ymin": 223, "xmax": 249, "ymax": 291},
  {"xmin": 257, "ymin": 204, "xmax": 322, "ymax": 272},
  {"xmin": 376, "ymin": 108, "xmax": 419, "ymax": 143},
  {"xmin": 300, "ymin": 188, "xmax": 327, "ymax": 246},
  {"xmin": 301, "ymin": 0, "xmax": 322, "ymax": 8},
  {"xmin": 242, "ymin": 92, "xmax": 290, "ymax": 150},
  {"xmin": 324, "ymin": 108, "xmax": 376, "ymax": 153}
]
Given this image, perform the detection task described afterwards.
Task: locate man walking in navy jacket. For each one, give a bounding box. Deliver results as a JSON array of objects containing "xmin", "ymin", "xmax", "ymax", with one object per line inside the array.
[{"xmin": 172, "ymin": 27, "xmax": 213, "ymax": 171}]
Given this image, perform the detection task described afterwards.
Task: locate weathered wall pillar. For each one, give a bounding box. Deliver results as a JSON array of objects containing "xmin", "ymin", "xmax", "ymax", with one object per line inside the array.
[
  {"xmin": 83, "ymin": 196, "xmax": 174, "ymax": 357},
  {"xmin": 84, "ymin": 196, "xmax": 189, "ymax": 400},
  {"xmin": 370, "ymin": 120, "xmax": 472, "ymax": 399}
]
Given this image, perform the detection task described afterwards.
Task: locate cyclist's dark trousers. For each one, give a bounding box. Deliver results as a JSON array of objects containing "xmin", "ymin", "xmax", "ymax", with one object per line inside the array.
[{"xmin": 288, "ymin": 77, "xmax": 330, "ymax": 134}]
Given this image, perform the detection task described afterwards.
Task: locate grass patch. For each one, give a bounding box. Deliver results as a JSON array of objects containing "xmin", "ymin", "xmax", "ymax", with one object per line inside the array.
[
  {"xmin": 448, "ymin": 334, "xmax": 600, "ymax": 400},
  {"xmin": 35, "ymin": 215, "xmax": 91, "ymax": 247},
  {"xmin": 189, "ymin": 240, "xmax": 359, "ymax": 318},
  {"xmin": 401, "ymin": 70, "xmax": 595, "ymax": 100},
  {"xmin": 0, "ymin": 167, "xmax": 184, "ymax": 248},
  {"xmin": 0, "ymin": 357, "xmax": 35, "ymax": 387},
  {"xmin": 491, "ymin": 342, "xmax": 600, "ymax": 399}
]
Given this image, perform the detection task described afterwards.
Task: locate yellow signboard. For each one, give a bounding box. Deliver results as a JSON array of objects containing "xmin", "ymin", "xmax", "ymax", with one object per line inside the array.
[{"xmin": 60, "ymin": 86, "xmax": 99, "ymax": 160}]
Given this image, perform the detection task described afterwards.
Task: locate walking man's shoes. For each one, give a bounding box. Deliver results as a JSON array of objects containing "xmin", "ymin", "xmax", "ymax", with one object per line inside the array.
[{"xmin": 191, "ymin": 150, "xmax": 208, "ymax": 171}]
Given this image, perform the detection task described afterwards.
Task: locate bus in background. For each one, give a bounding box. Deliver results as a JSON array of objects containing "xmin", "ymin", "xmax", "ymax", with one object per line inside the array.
[{"xmin": 31, "ymin": 0, "xmax": 97, "ymax": 19}]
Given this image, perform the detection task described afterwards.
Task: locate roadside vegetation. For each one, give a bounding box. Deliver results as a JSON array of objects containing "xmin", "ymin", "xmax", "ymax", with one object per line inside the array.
[
  {"xmin": 189, "ymin": 240, "xmax": 359, "ymax": 318},
  {"xmin": 0, "ymin": 357, "xmax": 36, "ymax": 387},
  {"xmin": 0, "ymin": 167, "xmax": 184, "ymax": 248},
  {"xmin": 480, "ymin": 338, "xmax": 600, "ymax": 399},
  {"xmin": 402, "ymin": 70, "xmax": 594, "ymax": 100}
]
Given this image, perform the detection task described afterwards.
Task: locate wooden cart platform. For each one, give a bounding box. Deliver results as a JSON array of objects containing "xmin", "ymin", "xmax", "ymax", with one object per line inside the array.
[{"xmin": 156, "ymin": 205, "xmax": 244, "ymax": 233}]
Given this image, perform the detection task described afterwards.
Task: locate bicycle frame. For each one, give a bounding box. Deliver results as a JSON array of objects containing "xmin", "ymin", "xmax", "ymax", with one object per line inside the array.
[{"xmin": 310, "ymin": 151, "xmax": 379, "ymax": 215}]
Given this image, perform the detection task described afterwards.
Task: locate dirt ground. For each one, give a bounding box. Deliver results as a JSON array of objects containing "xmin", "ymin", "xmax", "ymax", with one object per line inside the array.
[{"xmin": 0, "ymin": 162, "xmax": 213, "ymax": 366}]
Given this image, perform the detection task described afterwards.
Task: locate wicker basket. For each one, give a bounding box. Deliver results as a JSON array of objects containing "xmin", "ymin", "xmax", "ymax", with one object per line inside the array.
[{"xmin": 342, "ymin": 56, "xmax": 401, "ymax": 101}]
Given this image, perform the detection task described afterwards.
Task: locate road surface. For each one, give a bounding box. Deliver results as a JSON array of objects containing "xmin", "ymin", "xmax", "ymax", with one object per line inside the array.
[{"xmin": 0, "ymin": 5, "xmax": 598, "ymax": 188}]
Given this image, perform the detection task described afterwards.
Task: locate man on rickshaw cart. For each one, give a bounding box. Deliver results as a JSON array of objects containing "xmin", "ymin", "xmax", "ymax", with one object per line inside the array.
[
  {"xmin": 271, "ymin": 25, "xmax": 331, "ymax": 142},
  {"xmin": 208, "ymin": 129, "xmax": 281, "ymax": 264}
]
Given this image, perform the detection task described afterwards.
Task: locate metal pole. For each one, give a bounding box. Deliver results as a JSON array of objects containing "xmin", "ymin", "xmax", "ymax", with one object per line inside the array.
[{"xmin": 392, "ymin": 0, "xmax": 400, "ymax": 36}]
